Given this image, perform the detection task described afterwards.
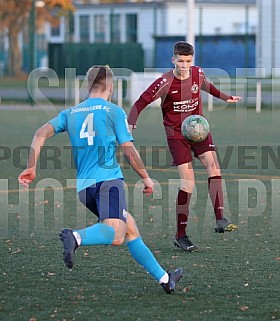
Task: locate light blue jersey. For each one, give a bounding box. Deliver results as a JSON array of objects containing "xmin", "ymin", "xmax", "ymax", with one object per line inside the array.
[{"xmin": 49, "ymin": 98, "xmax": 133, "ymax": 192}]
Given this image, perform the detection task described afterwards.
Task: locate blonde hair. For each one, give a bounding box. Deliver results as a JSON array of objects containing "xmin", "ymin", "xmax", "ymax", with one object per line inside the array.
[{"xmin": 86, "ymin": 65, "xmax": 114, "ymax": 93}]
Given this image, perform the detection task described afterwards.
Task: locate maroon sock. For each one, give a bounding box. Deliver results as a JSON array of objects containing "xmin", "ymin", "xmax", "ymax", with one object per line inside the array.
[
  {"xmin": 208, "ymin": 176, "xmax": 224, "ymax": 220},
  {"xmin": 176, "ymin": 189, "xmax": 191, "ymax": 239}
]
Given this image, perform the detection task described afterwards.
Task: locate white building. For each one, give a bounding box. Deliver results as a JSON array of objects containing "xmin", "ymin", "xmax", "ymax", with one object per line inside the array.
[
  {"xmin": 46, "ymin": 0, "xmax": 257, "ymax": 67},
  {"xmin": 256, "ymin": 0, "xmax": 280, "ymax": 76}
]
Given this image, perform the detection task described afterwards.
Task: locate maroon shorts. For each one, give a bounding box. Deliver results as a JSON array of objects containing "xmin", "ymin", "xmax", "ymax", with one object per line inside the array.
[{"xmin": 167, "ymin": 133, "xmax": 216, "ymax": 166}]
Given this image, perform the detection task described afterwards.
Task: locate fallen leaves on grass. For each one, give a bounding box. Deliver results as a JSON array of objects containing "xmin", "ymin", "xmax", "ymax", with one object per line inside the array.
[
  {"xmin": 240, "ymin": 306, "xmax": 249, "ymax": 311},
  {"xmin": 183, "ymin": 286, "xmax": 191, "ymax": 292},
  {"xmin": 192, "ymin": 263, "xmax": 207, "ymax": 268},
  {"xmin": 11, "ymin": 248, "xmax": 21, "ymax": 255},
  {"xmin": 47, "ymin": 272, "xmax": 56, "ymax": 276}
]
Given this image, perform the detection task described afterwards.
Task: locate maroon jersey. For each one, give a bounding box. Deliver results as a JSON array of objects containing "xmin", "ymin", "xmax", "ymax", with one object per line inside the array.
[{"xmin": 128, "ymin": 66, "xmax": 232, "ymax": 139}]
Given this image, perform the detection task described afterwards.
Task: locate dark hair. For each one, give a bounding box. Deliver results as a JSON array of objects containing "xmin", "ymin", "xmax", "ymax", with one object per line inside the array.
[
  {"xmin": 173, "ymin": 41, "xmax": 194, "ymax": 56},
  {"xmin": 86, "ymin": 65, "xmax": 114, "ymax": 92}
]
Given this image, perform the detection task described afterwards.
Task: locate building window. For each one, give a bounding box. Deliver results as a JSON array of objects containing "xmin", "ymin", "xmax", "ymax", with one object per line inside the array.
[
  {"xmin": 126, "ymin": 14, "xmax": 137, "ymax": 42},
  {"xmin": 94, "ymin": 15, "xmax": 105, "ymax": 43},
  {"xmin": 79, "ymin": 15, "xmax": 90, "ymax": 43},
  {"xmin": 111, "ymin": 14, "xmax": 121, "ymax": 43},
  {"xmin": 51, "ymin": 24, "xmax": 60, "ymax": 37}
]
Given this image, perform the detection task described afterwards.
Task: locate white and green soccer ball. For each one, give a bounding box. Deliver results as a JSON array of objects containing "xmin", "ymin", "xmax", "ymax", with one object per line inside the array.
[{"xmin": 181, "ymin": 115, "xmax": 210, "ymax": 143}]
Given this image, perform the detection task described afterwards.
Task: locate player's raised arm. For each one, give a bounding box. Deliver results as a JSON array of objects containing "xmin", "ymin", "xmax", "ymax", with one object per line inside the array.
[
  {"xmin": 18, "ymin": 122, "xmax": 55, "ymax": 188},
  {"xmin": 120, "ymin": 141, "xmax": 154, "ymax": 196}
]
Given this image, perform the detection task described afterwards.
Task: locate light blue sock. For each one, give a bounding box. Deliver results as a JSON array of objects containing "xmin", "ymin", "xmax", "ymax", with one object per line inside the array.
[
  {"xmin": 127, "ymin": 237, "xmax": 166, "ymax": 282},
  {"xmin": 75, "ymin": 223, "xmax": 115, "ymax": 246}
]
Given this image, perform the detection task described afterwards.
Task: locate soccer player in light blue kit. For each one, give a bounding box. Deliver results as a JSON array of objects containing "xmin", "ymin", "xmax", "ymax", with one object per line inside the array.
[{"xmin": 18, "ymin": 65, "xmax": 182, "ymax": 294}]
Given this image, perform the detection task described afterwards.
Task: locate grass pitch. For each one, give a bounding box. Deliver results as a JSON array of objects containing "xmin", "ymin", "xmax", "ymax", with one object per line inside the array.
[{"xmin": 0, "ymin": 104, "xmax": 280, "ymax": 321}]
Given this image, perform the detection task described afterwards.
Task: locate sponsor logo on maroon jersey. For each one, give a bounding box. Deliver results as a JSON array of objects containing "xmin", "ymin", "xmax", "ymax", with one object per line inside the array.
[
  {"xmin": 173, "ymin": 98, "xmax": 199, "ymax": 112},
  {"xmin": 191, "ymin": 83, "xmax": 199, "ymax": 94}
]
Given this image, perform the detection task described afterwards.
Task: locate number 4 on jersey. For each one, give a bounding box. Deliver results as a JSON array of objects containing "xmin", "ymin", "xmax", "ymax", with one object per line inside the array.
[{"xmin": 80, "ymin": 113, "xmax": 95, "ymax": 145}]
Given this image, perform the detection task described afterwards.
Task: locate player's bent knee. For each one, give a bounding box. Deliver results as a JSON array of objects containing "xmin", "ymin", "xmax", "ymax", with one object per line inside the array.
[
  {"xmin": 112, "ymin": 236, "xmax": 125, "ymax": 246},
  {"xmin": 126, "ymin": 229, "xmax": 139, "ymax": 240},
  {"xmin": 125, "ymin": 214, "xmax": 140, "ymax": 241}
]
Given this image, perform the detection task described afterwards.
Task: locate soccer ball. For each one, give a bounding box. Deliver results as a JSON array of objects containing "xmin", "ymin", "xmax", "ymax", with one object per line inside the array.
[{"xmin": 181, "ymin": 115, "xmax": 210, "ymax": 143}]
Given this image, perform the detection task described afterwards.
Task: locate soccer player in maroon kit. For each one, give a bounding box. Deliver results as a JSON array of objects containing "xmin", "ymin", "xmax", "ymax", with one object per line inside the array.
[{"xmin": 128, "ymin": 41, "xmax": 241, "ymax": 252}]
